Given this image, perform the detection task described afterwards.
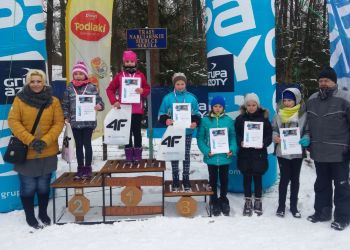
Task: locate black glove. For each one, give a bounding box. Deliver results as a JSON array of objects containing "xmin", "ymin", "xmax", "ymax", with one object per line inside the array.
[{"xmin": 31, "ymin": 139, "xmax": 47, "ymax": 154}]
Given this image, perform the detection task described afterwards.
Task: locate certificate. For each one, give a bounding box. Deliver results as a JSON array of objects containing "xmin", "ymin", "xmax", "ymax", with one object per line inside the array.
[
  {"xmin": 121, "ymin": 77, "xmax": 141, "ymax": 103},
  {"xmin": 280, "ymin": 127, "xmax": 302, "ymax": 155},
  {"xmin": 75, "ymin": 95, "xmax": 96, "ymax": 121},
  {"xmin": 173, "ymin": 103, "xmax": 191, "ymax": 128},
  {"xmin": 210, "ymin": 128, "xmax": 229, "ymax": 154},
  {"xmin": 243, "ymin": 121, "xmax": 264, "ymax": 148}
]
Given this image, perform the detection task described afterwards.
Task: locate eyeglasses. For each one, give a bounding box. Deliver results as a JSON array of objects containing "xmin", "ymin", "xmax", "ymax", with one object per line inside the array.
[{"xmin": 30, "ymin": 80, "xmax": 42, "ymax": 83}]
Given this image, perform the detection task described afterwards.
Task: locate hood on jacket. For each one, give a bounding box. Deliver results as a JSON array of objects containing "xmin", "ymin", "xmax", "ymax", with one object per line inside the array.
[
  {"xmin": 239, "ymin": 105, "xmax": 269, "ymax": 119},
  {"xmin": 282, "ymin": 87, "xmax": 302, "ymax": 105}
]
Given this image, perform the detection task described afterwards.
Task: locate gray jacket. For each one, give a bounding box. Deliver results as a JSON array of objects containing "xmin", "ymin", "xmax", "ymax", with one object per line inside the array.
[
  {"xmin": 62, "ymin": 82, "xmax": 104, "ymax": 129},
  {"xmin": 306, "ymin": 88, "xmax": 350, "ymax": 162}
]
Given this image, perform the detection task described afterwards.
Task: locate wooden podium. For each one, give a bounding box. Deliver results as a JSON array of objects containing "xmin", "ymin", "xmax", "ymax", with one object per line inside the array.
[{"xmin": 100, "ymin": 159, "xmax": 166, "ymax": 222}]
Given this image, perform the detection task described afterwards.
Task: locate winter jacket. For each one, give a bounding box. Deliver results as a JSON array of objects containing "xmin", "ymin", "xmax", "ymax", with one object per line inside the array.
[
  {"xmin": 106, "ymin": 70, "xmax": 150, "ymax": 114},
  {"xmin": 235, "ymin": 106, "xmax": 273, "ymax": 175},
  {"xmin": 197, "ymin": 112, "xmax": 237, "ymax": 166},
  {"xmin": 306, "ymin": 88, "xmax": 350, "ymax": 162},
  {"xmin": 158, "ymin": 89, "xmax": 201, "ymax": 135},
  {"xmin": 8, "ymin": 95, "xmax": 64, "ymax": 160},
  {"xmin": 62, "ymin": 82, "xmax": 105, "ymax": 129},
  {"xmin": 272, "ymin": 88, "xmax": 308, "ymax": 159}
]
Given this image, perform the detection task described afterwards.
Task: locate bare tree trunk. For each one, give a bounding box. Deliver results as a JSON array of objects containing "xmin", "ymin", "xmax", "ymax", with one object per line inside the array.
[
  {"xmin": 148, "ymin": 0, "xmax": 160, "ymax": 85},
  {"xmin": 59, "ymin": 0, "xmax": 67, "ymax": 78},
  {"xmin": 46, "ymin": 0, "xmax": 53, "ymax": 83}
]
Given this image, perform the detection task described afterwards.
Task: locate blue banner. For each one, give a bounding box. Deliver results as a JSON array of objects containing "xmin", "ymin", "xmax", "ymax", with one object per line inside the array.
[
  {"xmin": 127, "ymin": 28, "xmax": 167, "ymax": 49},
  {"xmin": 0, "ymin": 1, "xmax": 46, "ymax": 212},
  {"xmin": 328, "ymin": 0, "xmax": 350, "ymax": 91},
  {"xmin": 205, "ymin": 0, "xmax": 276, "ymax": 192}
]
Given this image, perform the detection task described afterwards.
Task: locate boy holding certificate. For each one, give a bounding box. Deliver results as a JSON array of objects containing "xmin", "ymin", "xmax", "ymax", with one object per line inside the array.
[
  {"xmin": 235, "ymin": 93, "xmax": 272, "ymax": 216},
  {"xmin": 158, "ymin": 73, "xmax": 201, "ymax": 191},
  {"xmin": 272, "ymin": 88, "xmax": 309, "ymax": 218},
  {"xmin": 106, "ymin": 50, "xmax": 150, "ymax": 162},
  {"xmin": 197, "ymin": 96, "xmax": 237, "ymax": 216}
]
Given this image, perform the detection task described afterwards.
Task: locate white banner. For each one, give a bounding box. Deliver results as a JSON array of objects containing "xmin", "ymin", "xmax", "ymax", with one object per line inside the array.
[
  {"xmin": 104, "ymin": 105, "xmax": 132, "ymax": 145},
  {"xmin": 61, "ymin": 123, "xmax": 76, "ymax": 163},
  {"xmin": 157, "ymin": 126, "xmax": 186, "ymax": 161}
]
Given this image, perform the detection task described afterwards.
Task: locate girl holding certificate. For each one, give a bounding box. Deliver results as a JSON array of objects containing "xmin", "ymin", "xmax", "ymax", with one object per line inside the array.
[
  {"xmin": 272, "ymin": 88, "xmax": 309, "ymax": 218},
  {"xmin": 62, "ymin": 61, "xmax": 105, "ymax": 180},
  {"xmin": 235, "ymin": 93, "xmax": 272, "ymax": 216},
  {"xmin": 158, "ymin": 73, "xmax": 201, "ymax": 191},
  {"xmin": 106, "ymin": 50, "xmax": 150, "ymax": 163},
  {"xmin": 197, "ymin": 96, "xmax": 237, "ymax": 216}
]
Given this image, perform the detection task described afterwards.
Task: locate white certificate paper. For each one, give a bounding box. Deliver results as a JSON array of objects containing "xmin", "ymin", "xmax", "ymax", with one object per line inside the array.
[
  {"xmin": 173, "ymin": 103, "xmax": 191, "ymax": 128},
  {"xmin": 210, "ymin": 128, "xmax": 229, "ymax": 154},
  {"xmin": 121, "ymin": 77, "xmax": 141, "ymax": 103},
  {"xmin": 280, "ymin": 127, "xmax": 302, "ymax": 155},
  {"xmin": 243, "ymin": 121, "xmax": 264, "ymax": 148},
  {"xmin": 75, "ymin": 95, "xmax": 96, "ymax": 121}
]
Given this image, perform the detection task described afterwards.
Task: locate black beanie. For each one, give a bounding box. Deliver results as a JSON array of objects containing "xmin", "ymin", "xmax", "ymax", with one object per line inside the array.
[{"xmin": 318, "ymin": 66, "xmax": 337, "ymax": 83}]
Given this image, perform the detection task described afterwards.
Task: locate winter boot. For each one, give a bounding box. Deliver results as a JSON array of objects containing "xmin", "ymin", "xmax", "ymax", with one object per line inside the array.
[
  {"xmin": 290, "ymin": 205, "xmax": 301, "ymax": 218},
  {"xmin": 254, "ymin": 198, "xmax": 263, "ymax": 216},
  {"xmin": 276, "ymin": 205, "xmax": 285, "ymax": 218},
  {"xmin": 133, "ymin": 147, "xmax": 143, "ymax": 163},
  {"xmin": 307, "ymin": 207, "xmax": 332, "ymax": 223},
  {"xmin": 74, "ymin": 166, "xmax": 84, "ymax": 181},
  {"xmin": 183, "ymin": 174, "xmax": 191, "ymax": 191},
  {"xmin": 38, "ymin": 193, "xmax": 51, "ymax": 226},
  {"xmin": 21, "ymin": 196, "xmax": 42, "ymax": 229},
  {"xmin": 210, "ymin": 197, "xmax": 221, "ymax": 216},
  {"xmin": 331, "ymin": 220, "xmax": 350, "ymax": 231},
  {"xmin": 82, "ymin": 166, "xmax": 92, "ymax": 179},
  {"xmin": 124, "ymin": 147, "xmax": 134, "ymax": 162},
  {"xmin": 220, "ymin": 196, "xmax": 230, "ymax": 216},
  {"xmin": 243, "ymin": 197, "xmax": 253, "ymax": 216},
  {"xmin": 172, "ymin": 173, "xmax": 180, "ymax": 192}
]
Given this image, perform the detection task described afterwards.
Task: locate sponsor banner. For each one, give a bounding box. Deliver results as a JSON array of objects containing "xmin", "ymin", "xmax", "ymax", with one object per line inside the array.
[
  {"xmin": 0, "ymin": 1, "xmax": 47, "ymax": 212},
  {"xmin": 328, "ymin": 0, "xmax": 350, "ymax": 91},
  {"xmin": 207, "ymin": 54, "xmax": 234, "ymax": 91},
  {"xmin": 66, "ymin": 0, "xmax": 113, "ymax": 137},
  {"xmin": 205, "ymin": 0, "xmax": 276, "ymax": 192}
]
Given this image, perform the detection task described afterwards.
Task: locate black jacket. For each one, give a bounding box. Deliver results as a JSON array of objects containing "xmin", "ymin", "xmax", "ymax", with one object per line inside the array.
[{"xmin": 235, "ymin": 106, "xmax": 273, "ymax": 175}]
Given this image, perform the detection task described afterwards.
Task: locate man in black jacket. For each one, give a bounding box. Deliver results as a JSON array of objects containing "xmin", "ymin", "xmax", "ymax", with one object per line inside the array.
[{"xmin": 306, "ymin": 66, "xmax": 350, "ymax": 231}]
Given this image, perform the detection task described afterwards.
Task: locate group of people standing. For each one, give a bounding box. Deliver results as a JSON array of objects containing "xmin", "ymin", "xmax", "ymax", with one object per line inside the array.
[{"xmin": 7, "ymin": 49, "xmax": 350, "ymax": 231}]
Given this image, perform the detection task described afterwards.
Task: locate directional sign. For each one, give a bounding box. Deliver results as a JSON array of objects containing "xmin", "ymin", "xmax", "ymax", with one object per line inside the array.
[{"xmin": 127, "ymin": 28, "xmax": 167, "ymax": 49}]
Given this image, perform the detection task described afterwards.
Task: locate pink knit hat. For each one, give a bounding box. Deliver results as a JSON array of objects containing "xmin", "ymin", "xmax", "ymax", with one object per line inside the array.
[
  {"xmin": 122, "ymin": 50, "xmax": 137, "ymax": 63},
  {"xmin": 72, "ymin": 61, "xmax": 88, "ymax": 79}
]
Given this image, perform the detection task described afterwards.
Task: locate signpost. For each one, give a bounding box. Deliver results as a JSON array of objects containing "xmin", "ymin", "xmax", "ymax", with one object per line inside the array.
[{"xmin": 127, "ymin": 28, "xmax": 167, "ymax": 159}]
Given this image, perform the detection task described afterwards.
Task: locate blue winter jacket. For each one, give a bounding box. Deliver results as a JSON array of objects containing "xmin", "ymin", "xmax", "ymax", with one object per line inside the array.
[
  {"xmin": 197, "ymin": 112, "xmax": 237, "ymax": 166},
  {"xmin": 158, "ymin": 89, "xmax": 201, "ymax": 134}
]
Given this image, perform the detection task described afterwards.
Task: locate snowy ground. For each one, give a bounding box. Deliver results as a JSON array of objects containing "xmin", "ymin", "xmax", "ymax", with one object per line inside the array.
[{"xmin": 0, "ymin": 132, "xmax": 348, "ymax": 250}]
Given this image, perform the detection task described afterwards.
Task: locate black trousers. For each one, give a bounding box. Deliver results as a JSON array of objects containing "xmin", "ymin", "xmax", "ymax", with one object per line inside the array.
[
  {"xmin": 125, "ymin": 114, "xmax": 142, "ymax": 148},
  {"xmin": 277, "ymin": 157, "xmax": 302, "ymax": 209},
  {"xmin": 72, "ymin": 128, "xmax": 93, "ymax": 166},
  {"xmin": 208, "ymin": 165, "xmax": 229, "ymax": 200},
  {"xmin": 243, "ymin": 174, "xmax": 262, "ymax": 198},
  {"xmin": 314, "ymin": 161, "xmax": 350, "ymax": 222}
]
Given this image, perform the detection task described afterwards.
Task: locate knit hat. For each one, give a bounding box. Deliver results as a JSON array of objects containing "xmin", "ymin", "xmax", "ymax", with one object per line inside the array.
[
  {"xmin": 282, "ymin": 88, "xmax": 301, "ymax": 104},
  {"xmin": 244, "ymin": 93, "xmax": 260, "ymax": 107},
  {"xmin": 172, "ymin": 72, "xmax": 187, "ymax": 85},
  {"xmin": 122, "ymin": 50, "xmax": 137, "ymax": 63},
  {"xmin": 72, "ymin": 61, "xmax": 88, "ymax": 79},
  {"xmin": 211, "ymin": 96, "xmax": 225, "ymax": 108},
  {"xmin": 318, "ymin": 66, "xmax": 337, "ymax": 83}
]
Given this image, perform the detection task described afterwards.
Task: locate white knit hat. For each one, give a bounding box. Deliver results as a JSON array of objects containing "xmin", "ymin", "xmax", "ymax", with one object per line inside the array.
[
  {"xmin": 172, "ymin": 72, "xmax": 187, "ymax": 84},
  {"xmin": 244, "ymin": 93, "xmax": 260, "ymax": 107},
  {"xmin": 72, "ymin": 61, "xmax": 88, "ymax": 79}
]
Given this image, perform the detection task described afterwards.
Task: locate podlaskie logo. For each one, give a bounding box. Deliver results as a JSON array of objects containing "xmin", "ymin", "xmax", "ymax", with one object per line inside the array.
[{"xmin": 71, "ymin": 10, "xmax": 110, "ymax": 41}]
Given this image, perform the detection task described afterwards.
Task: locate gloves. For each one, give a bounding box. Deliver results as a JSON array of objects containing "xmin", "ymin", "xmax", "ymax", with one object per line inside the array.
[
  {"xmin": 31, "ymin": 139, "xmax": 47, "ymax": 153},
  {"xmin": 299, "ymin": 135, "xmax": 310, "ymax": 147}
]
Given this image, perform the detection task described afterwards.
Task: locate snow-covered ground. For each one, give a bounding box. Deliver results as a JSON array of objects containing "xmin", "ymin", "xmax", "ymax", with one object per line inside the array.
[{"xmin": 0, "ymin": 132, "xmax": 348, "ymax": 250}]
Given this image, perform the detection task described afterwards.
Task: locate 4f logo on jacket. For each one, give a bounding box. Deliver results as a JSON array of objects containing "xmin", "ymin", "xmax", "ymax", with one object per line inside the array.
[
  {"xmin": 106, "ymin": 119, "xmax": 127, "ymax": 131},
  {"xmin": 161, "ymin": 136, "xmax": 182, "ymax": 147}
]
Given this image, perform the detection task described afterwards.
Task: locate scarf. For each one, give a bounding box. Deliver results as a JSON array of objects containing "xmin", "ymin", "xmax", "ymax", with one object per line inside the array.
[
  {"xmin": 279, "ymin": 104, "xmax": 300, "ymax": 123},
  {"xmin": 72, "ymin": 79, "xmax": 90, "ymax": 87},
  {"xmin": 17, "ymin": 85, "xmax": 53, "ymax": 108}
]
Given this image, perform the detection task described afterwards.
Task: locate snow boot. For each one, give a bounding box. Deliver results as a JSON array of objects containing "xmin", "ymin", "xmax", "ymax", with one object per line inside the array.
[
  {"xmin": 220, "ymin": 196, "xmax": 230, "ymax": 216},
  {"xmin": 210, "ymin": 197, "xmax": 221, "ymax": 216},
  {"xmin": 290, "ymin": 206, "xmax": 301, "ymax": 218},
  {"xmin": 124, "ymin": 147, "xmax": 134, "ymax": 162},
  {"xmin": 21, "ymin": 196, "xmax": 42, "ymax": 229},
  {"xmin": 172, "ymin": 173, "xmax": 180, "ymax": 192},
  {"xmin": 331, "ymin": 221, "xmax": 350, "ymax": 231},
  {"xmin": 74, "ymin": 166, "xmax": 84, "ymax": 181},
  {"xmin": 38, "ymin": 193, "xmax": 51, "ymax": 226},
  {"xmin": 254, "ymin": 198, "xmax": 263, "ymax": 216},
  {"xmin": 243, "ymin": 197, "xmax": 253, "ymax": 216},
  {"xmin": 133, "ymin": 147, "xmax": 143, "ymax": 163},
  {"xmin": 276, "ymin": 205, "xmax": 285, "ymax": 218},
  {"xmin": 307, "ymin": 207, "xmax": 332, "ymax": 223},
  {"xmin": 82, "ymin": 165, "xmax": 92, "ymax": 179},
  {"xmin": 183, "ymin": 174, "xmax": 191, "ymax": 191}
]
